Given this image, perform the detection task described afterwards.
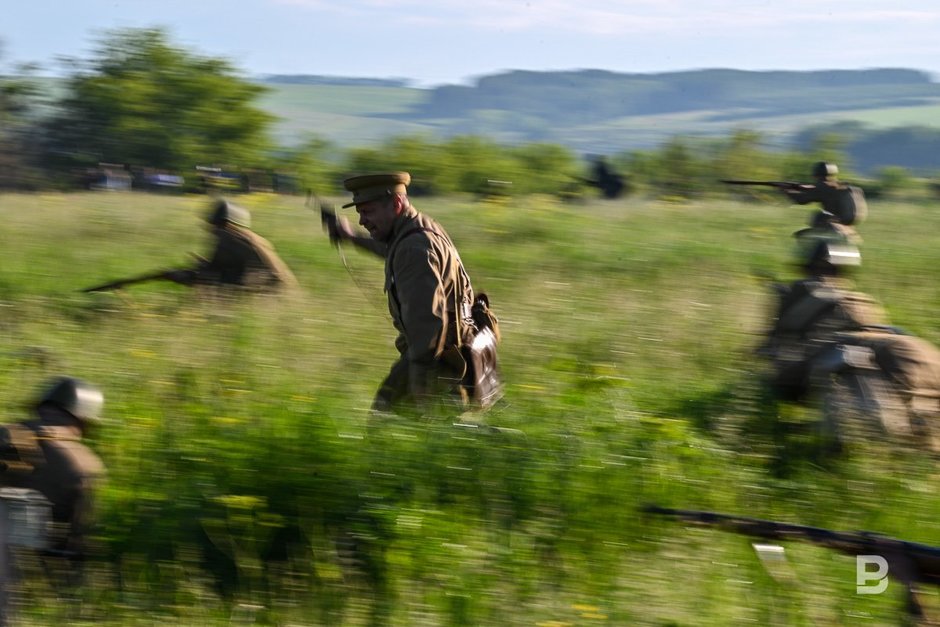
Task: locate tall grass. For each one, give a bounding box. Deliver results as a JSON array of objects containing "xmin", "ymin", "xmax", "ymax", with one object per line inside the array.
[{"xmin": 1, "ymin": 191, "xmax": 938, "ymax": 625}]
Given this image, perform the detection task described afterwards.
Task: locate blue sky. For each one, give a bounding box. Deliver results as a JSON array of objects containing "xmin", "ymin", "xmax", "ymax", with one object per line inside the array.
[{"xmin": 3, "ymin": 0, "xmax": 939, "ymax": 86}]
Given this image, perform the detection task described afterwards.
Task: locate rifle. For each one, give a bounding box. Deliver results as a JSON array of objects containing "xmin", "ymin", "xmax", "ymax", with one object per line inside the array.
[
  {"xmin": 644, "ymin": 504, "xmax": 940, "ymax": 619},
  {"xmin": 721, "ymin": 179, "xmax": 811, "ymax": 191},
  {"xmin": 80, "ymin": 269, "xmax": 174, "ymax": 293}
]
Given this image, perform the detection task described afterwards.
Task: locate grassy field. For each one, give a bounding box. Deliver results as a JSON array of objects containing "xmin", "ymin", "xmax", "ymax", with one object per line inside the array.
[{"xmin": 2, "ymin": 190, "xmax": 940, "ymax": 625}]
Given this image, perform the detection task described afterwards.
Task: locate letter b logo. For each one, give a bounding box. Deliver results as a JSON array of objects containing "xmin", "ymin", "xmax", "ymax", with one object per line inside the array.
[{"xmin": 856, "ymin": 555, "xmax": 889, "ymax": 594}]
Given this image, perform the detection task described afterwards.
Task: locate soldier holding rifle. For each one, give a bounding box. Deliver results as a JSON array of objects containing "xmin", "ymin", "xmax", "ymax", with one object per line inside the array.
[
  {"xmin": 83, "ymin": 199, "xmax": 296, "ymax": 293},
  {"xmin": 723, "ymin": 161, "xmax": 867, "ymax": 242}
]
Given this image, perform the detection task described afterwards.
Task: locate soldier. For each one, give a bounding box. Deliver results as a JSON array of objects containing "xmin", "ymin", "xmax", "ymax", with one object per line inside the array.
[
  {"xmin": 761, "ymin": 233, "xmax": 875, "ymax": 400},
  {"xmin": 325, "ymin": 172, "xmax": 502, "ymax": 414},
  {"xmin": 782, "ymin": 161, "xmax": 867, "ymax": 240},
  {"xmin": 164, "ymin": 199, "xmax": 298, "ymax": 291},
  {"xmin": 587, "ymin": 155, "xmax": 626, "ymax": 199},
  {"xmin": 761, "ymin": 235, "xmax": 940, "ymax": 450},
  {"xmin": 0, "ymin": 377, "xmax": 106, "ymax": 558}
]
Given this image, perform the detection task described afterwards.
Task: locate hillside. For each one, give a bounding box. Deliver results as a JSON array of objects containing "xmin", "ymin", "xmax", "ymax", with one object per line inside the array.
[{"xmin": 257, "ymin": 69, "xmax": 940, "ymax": 171}]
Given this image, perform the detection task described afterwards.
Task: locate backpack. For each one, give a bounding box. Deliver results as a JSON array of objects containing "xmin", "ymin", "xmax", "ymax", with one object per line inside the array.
[
  {"xmin": 833, "ymin": 185, "xmax": 867, "ymax": 226},
  {"xmin": 777, "ymin": 283, "xmax": 888, "ymax": 337}
]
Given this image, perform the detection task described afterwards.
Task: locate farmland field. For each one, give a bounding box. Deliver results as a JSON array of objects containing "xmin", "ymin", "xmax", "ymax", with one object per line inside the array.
[{"xmin": 2, "ymin": 190, "xmax": 940, "ymax": 625}]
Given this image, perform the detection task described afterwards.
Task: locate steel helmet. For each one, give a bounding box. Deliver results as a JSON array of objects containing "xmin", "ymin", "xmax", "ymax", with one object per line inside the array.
[
  {"xmin": 37, "ymin": 377, "xmax": 104, "ymax": 424},
  {"xmin": 811, "ymin": 161, "xmax": 839, "ymax": 179},
  {"xmin": 207, "ymin": 199, "xmax": 251, "ymax": 228},
  {"xmin": 796, "ymin": 234, "xmax": 860, "ymax": 275}
]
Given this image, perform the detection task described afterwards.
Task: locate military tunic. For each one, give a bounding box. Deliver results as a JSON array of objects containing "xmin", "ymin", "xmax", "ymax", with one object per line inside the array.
[
  {"xmin": 375, "ymin": 207, "xmax": 476, "ymax": 411},
  {"xmin": 784, "ymin": 181, "xmax": 866, "ymax": 231},
  {"xmin": 1, "ymin": 407, "xmax": 105, "ymax": 555},
  {"xmin": 194, "ymin": 225, "xmax": 298, "ymax": 290}
]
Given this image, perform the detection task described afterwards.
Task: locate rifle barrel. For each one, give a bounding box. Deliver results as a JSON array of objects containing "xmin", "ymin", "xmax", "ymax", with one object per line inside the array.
[
  {"xmin": 81, "ymin": 269, "xmax": 171, "ymax": 293},
  {"xmin": 645, "ymin": 505, "xmax": 940, "ymax": 577}
]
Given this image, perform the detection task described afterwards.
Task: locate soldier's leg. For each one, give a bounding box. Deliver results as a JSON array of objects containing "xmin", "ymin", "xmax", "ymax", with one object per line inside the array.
[{"xmin": 372, "ymin": 357, "xmax": 411, "ymax": 413}]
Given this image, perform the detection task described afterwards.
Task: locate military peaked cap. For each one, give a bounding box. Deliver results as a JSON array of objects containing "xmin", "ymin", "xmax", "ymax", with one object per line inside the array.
[{"xmin": 342, "ymin": 172, "xmax": 411, "ymax": 208}]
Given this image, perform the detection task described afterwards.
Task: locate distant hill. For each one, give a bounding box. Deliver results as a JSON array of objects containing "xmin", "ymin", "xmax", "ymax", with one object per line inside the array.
[
  {"xmin": 261, "ymin": 74, "xmax": 412, "ymax": 88},
  {"xmin": 256, "ymin": 68, "xmax": 940, "ymax": 173}
]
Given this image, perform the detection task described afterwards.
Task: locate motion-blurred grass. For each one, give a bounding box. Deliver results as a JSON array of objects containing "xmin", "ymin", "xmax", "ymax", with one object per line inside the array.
[{"xmin": 1, "ymin": 190, "xmax": 939, "ymax": 625}]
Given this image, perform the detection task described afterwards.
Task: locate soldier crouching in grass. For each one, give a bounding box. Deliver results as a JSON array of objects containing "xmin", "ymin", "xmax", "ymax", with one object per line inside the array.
[
  {"xmin": 323, "ymin": 172, "xmax": 502, "ymax": 416},
  {"xmin": 165, "ymin": 199, "xmax": 298, "ymax": 292}
]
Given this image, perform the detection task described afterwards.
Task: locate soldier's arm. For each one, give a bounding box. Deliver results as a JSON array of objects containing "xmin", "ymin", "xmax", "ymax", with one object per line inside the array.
[
  {"xmin": 347, "ymin": 234, "xmax": 388, "ymax": 258},
  {"xmin": 330, "ymin": 215, "xmax": 389, "ymax": 258},
  {"xmin": 782, "ymin": 184, "xmax": 822, "ymax": 205}
]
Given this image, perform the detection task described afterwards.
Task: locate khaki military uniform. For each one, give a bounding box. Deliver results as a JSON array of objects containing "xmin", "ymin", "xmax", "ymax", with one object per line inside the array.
[
  {"xmin": 764, "ymin": 276, "xmax": 889, "ymax": 397},
  {"xmin": 374, "ymin": 206, "xmax": 476, "ymax": 412},
  {"xmin": 764, "ymin": 277, "xmax": 940, "ymax": 447},
  {"xmin": 784, "ymin": 180, "xmax": 867, "ymax": 238},
  {"xmin": 194, "ymin": 225, "xmax": 298, "ymax": 290},
  {"xmin": 0, "ymin": 407, "xmax": 105, "ymax": 555}
]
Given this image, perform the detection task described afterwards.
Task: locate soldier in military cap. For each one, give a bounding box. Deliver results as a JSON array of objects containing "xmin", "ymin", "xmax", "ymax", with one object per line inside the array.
[
  {"xmin": 326, "ymin": 172, "xmax": 500, "ymax": 413},
  {"xmin": 0, "ymin": 377, "xmax": 106, "ymax": 559},
  {"xmin": 164, "ymin": 198, "xmax": 298, "ymax": 290}
]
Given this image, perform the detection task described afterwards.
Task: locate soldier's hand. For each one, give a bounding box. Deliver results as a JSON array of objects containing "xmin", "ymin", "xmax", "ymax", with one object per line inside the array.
[{"xmin": 322, "ymin": 211, "xmax": 355, "ymax": 246}]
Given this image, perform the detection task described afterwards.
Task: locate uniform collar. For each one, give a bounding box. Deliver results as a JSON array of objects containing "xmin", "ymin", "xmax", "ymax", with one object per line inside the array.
[{"xmin": 387, "ymin": 205, "xmax": 419, "ymax": 245}]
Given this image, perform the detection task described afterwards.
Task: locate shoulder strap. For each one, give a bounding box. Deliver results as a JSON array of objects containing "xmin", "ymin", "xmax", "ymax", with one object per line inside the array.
[{"xmin": 387, "ymin": 225, "xmax": 474, "ymax": 347}]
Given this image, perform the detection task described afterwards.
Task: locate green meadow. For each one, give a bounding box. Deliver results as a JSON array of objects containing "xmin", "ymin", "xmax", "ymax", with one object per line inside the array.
[{"xmin": 2, "ymin": 190, "xmax": 939, "ymax": 625}]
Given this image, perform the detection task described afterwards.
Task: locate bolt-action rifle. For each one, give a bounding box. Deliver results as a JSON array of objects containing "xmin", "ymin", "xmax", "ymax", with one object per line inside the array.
[
  {"xmin": 644, "ymin": 504, "xmax": 940, "ymax": 620},
  {"xmin": 80, "ymin": 269, "xmax": 176, "ymax": 293},
  {"xmin": 720, "ymin": 179, "xmax": 812, "ymax": 191},
  {"xmin": 81, "ymin": 254, "xmax": 207, "ymax": 293}
]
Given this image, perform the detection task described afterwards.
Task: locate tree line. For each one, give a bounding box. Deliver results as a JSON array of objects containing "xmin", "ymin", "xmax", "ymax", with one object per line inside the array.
[{"xmin": 1, "ymin": 27, "xmax": 938, "ymax": 200}]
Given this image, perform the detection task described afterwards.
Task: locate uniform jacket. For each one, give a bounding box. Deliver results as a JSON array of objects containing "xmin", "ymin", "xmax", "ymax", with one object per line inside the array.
[
  {"xmin": 1, "ymin": 407, "xmax": 105, "ymax": 554},
  {"xmin": 377, "ymin": 206, "xmax": 476, "ymax": 407},
  {"xmin": 785, "ymin": 181, "xmax": 844, "ymax": 215},
  {"xmin": 196, "ymin": 225, "xmax": 298, "ymax": 290}
]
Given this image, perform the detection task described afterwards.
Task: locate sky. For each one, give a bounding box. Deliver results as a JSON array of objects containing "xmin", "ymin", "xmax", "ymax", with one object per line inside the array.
[{"xmin": 3, "ymin": 0, "xmax": 940, "ymax": 87}]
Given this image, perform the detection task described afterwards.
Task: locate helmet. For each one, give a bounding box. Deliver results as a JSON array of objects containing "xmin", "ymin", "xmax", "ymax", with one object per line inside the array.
[
  {"xmin": 207, "ymin": 200, "xmax": 251, "ymax": 228},
  {"xmin": 37, "ymin": 377, "xmax": 104, "ymax": 424},
  {"xmin": 811, "ymin": 161, "xmax": 838, "ymax": 179},
  {"xmin": 796, "ymin": 234, "xmax": 860, "ymax": 275}
]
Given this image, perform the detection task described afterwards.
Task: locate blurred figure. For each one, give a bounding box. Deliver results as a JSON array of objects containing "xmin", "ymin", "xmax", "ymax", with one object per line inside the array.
[
  {"xmin": 0, "ymin": 377, "xmax": 107, "ymax": 625},
  {"xmin": 783, "ymin": 161, "xmax": 867, "ymax": 240},
  {"xmin": 0, "ymin": 377, "xmax": 106, "ymax": 558},
  {"xmin": 760, "ymin": 235, "xmax": 940, "ymax": 451},
  {"xmin": 585, "ymin": 155, "xmax": 627, "ymax": 200},
  {"xmin": 325, "ymin": 172, "xmax": 502, "ymax": 414},
  {"xmin": 165, "ymin": 199, "xmax": 298, "ymax": 291}
]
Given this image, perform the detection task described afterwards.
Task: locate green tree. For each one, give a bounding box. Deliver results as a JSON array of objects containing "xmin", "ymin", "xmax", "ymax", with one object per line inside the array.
[
  {"xmin": 271, "ymin": 135, "xmax": 340, "ymax": 194},
  {"xmin": 508, "ymin": 142, "xmax": 580, "ymax": 195},
  {"xmin": 0, "ymin": 42, "xmax": 44, "ymax": 189},
  {"xmin": 651, "ymin": 137, "xmax": 708, "ymax": 198},
  {"xmin": 43, "ymin": 28, "xmax": 274, "ymax": 175}
]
